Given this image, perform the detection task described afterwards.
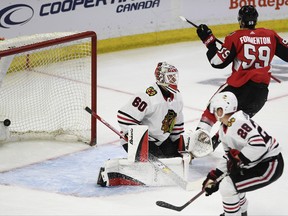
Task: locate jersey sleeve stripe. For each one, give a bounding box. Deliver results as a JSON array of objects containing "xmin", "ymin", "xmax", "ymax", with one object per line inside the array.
[{"xmin": 117, "ymin": 110, "xmax": 141, "ymax": 124}]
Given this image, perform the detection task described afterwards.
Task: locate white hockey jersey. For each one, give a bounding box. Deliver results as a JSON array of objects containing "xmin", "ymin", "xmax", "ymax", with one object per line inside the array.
[
  {"xmin": 117, "ymin": 83, "xmax": 184, "ymax": 146},
  {"xmin": 217, "ymin": 110, "xmax": 281, "ymax": 172}
]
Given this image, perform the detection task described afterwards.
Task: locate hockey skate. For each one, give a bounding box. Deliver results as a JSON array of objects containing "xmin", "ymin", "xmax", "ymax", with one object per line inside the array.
[{"xmin": 97, "ymin": 167, "xmax": 107, "ymax": 187}]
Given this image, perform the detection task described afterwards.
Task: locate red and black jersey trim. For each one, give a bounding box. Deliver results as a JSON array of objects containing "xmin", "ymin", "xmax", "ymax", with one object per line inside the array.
[
  {"xmin": 107, "ymin": 172, "xmax": 145, "ymax": 186},
  {"xmin": 117, "ymin": 110, "xmax": 141, "ymax": 125}
]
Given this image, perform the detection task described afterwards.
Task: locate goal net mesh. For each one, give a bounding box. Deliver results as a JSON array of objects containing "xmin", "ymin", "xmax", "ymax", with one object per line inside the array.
[{"xmin": 0, "ymin": 32, "xmax": 96, "ymax": 144}]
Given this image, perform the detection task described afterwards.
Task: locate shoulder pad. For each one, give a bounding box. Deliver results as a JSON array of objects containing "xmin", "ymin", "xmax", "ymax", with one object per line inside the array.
[
  {"xmin": 227, "ymin": 111, "xmax": 249, "ymax": 127},
  {"xmin": 145, "ymin": 86, "xmax": 157, "ymax": 96},
  {"xmin": 227, "ymin": 117, "xmax": 236, "ymax": 127}
]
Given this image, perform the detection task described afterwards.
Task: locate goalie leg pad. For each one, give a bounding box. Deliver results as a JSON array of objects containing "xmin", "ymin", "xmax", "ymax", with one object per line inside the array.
[
  {"xmin": 107, "ymin": 172, "xmax": 145, "ymax": 186},
  {"xmin": 97, "ymin": 159, "xmax": 121, "ymax": 187},
  {"xmin": 98, "ymin": 156, "xmax": 189, "ymax": 187},
  {"xmin": 97, "ymin": 158, "xmax": 147, "ymax": 187}
]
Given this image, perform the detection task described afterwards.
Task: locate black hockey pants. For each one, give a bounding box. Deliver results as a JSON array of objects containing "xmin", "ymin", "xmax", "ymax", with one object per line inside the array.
[
  {"xmin": 222, "ymin": 80, "xmax": 269, "ymax": 118},
  {"xmin": 230, "ymin": 153, "xmax": 284, "ymax": 193}
]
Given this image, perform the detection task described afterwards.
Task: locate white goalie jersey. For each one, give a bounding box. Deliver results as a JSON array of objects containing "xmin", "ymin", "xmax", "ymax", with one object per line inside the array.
[
  {"xmin": 117, "ymin": 82, "xmax": 184, "ymax": 146},
  {"xmin": 217, "ymin": 110, "xmax": 281, "ymax": 172}
]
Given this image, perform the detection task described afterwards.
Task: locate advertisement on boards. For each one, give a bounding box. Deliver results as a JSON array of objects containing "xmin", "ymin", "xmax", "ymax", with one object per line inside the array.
[
  {"xmin": 0, "ymin": 0, "xmax": 172, "ymax": 39},
  {"xmin": 0, "ymin": 0, "xmax": 287, "ymax": 40},
  {"xmin": 182, "ymin": 0, "xmax": 288, "ymax": 25}
]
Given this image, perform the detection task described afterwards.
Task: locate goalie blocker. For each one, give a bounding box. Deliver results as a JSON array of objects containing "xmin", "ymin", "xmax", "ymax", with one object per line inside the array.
[{"xmin": 97, "ymin": 125, "xmax": 191, "ymax": 187}]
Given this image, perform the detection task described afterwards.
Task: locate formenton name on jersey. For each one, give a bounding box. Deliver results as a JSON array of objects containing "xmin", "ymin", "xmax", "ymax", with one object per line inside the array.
[{"xmin": 239, "ymin": 36, "xmax": 271, "ymax": 45}]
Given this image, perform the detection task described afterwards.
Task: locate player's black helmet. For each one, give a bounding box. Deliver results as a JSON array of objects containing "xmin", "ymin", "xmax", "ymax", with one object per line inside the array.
[{"xmin": 237, "ymin": 5, "xmax": 258, "ymax": 29}]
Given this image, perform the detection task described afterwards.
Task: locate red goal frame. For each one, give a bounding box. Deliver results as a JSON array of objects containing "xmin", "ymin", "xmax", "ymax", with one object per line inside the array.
[{"xmin": 0, "ymin": 31, "xmax": 97, "ymax": 145}]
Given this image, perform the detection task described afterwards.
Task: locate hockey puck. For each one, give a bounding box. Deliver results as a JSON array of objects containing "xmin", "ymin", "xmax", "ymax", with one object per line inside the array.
[{"xmin": 4, "ymin": 119, "xmax": 11, "ymax": 126}]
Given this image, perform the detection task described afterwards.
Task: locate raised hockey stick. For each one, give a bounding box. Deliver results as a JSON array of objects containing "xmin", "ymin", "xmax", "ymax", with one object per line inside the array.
[
  {"xmin": 85, "ymin": 106, "xmax": 200, "ymax": 191},
  {"xmin": 179, "ymin": 16, "xmax": 281, "ymax": 83},
  {"xmin": 156, "ymin": 172, "xmax": 227, "ymax": 211},
  {"xmin": 179, "ymin": 16, "xmax": 223, "ymax": 44}
]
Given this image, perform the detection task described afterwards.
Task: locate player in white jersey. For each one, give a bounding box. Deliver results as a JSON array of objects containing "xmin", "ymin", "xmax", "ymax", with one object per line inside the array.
[
  {"xmin": 201, "ymin": 92, "xmax": 284, "ymax": 216},
  {"xmin": 117, "ymin": 62, "xmax": 185, "ymax": 158}
]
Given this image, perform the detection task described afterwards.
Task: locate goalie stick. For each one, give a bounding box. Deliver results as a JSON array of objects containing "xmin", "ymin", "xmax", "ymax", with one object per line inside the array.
[
  {"xmin": 179, "ymin": 16, "xmax": 281, "ymax": 83},
  {"xmin": 84, "ymin": 106, "xmax": 200, "ymax": 191},
  {"xmin": 156, "ymin": 172, "xmax": 227, "ymax": 212}
]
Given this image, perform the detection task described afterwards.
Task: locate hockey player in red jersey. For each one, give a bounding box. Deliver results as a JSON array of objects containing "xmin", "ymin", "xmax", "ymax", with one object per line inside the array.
[
  {"xmin": 202, "ymin": 91, "xmax": 284, "ymax": 216},
  {"xmin": 195, "ymin": 5, "xmax": 288, "ymax": 149},
  {"xmin": 117, "ymin": 62, "xmax": 185, "ymax": 158}
]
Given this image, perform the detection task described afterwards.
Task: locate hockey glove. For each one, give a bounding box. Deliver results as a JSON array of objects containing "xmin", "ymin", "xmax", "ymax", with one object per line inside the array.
[
  {"xmin": 202, "ymin": 169, "xmax": 223, "ymax": 196},
  {"xmin": 197, "ymin": 24, "xmax": 216, "ymax": 48},
  {"xmin": 227, "ymin": 149, "xmax": 241, "ymax": 175},
  {"xmin": 212, "ymin": 132, "xmax": 221, "ymax": 150}
]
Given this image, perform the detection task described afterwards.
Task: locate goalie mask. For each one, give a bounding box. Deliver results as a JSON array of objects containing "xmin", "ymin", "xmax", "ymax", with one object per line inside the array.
[
  {"xmin": 155, "ymin": 62, "xmax": 179, "ymax": 92},
  {"xmin": 209, "ymin": 92, "xmax": 238, "ymax": 119},
  {"xmin": 238, "ymin": 5, "xmax": 258, "ymax": 29}
]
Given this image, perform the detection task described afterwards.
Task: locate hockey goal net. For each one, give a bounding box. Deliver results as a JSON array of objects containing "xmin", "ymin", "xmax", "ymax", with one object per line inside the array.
[{"xmin": 0, "ymin": 31, "xmax": 97, "ymax": 145}]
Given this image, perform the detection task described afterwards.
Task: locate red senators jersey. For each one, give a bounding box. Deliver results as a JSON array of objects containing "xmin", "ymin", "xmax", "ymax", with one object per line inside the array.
[{"xmin": 207, "ymin": 28, "xmax": 288, "ymax": 87}]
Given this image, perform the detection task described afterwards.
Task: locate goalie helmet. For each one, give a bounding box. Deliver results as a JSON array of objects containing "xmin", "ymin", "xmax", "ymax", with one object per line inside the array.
[
  {"xmin": 155, "ymin": 62, "xmax": 179, "ymax": 91},
  {"xmin": 209, "ymin": 92, "xmax": 238, "ymax": 118},
  {"xmin": 237, "ymin": 5, "xmax": 258, "ymax": 29}
]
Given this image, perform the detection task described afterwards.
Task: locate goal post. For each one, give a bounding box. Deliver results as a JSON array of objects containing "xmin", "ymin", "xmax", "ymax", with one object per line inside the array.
[{"xmin": 0, "ymin": 31, "xmax": 97, "ymax": 145}]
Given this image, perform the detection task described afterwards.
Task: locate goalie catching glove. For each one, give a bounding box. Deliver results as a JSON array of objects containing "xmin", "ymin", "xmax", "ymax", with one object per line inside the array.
[{"xmin": 183, "ymin": 129, "xmax": 213, "ymax": 158}]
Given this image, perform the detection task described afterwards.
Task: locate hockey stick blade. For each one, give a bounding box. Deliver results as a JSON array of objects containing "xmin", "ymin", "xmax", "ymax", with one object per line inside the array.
[
  {"xmin": 148, "ymin": 153, "xmax": 201, "ymax": 191},
  {"xmin": 156, "ymin": 173, "xmax": 227, "ymax": 211},
  {"xmin": 156, "ymin": 200, "xmax": 184, "ymax": 212},
  {"xmin": 156, "ymin": 190, "xmax": 205, "ymax": 212}
]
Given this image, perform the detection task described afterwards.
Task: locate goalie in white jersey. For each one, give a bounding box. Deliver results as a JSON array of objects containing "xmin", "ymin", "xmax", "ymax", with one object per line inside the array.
[
  {"xmin": 117, "ymin": 62, "xmax": 185, "ymax": 158},
  {"xmin": 202, "ymin": 92, "xmax": 284, "ymax": 216}
]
